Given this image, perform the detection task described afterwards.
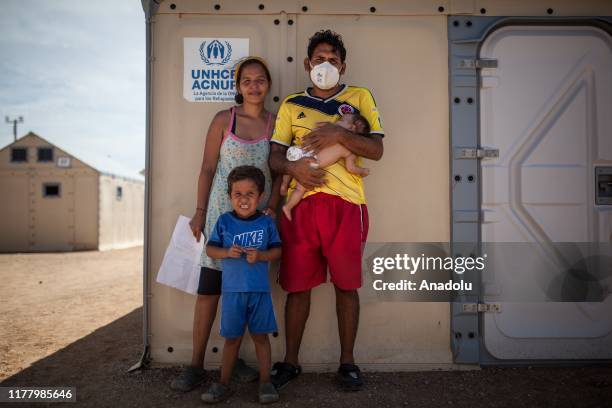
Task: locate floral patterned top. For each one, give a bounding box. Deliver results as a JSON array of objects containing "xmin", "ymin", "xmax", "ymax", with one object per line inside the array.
[{"xmin": 200, "ymin": 107, "xmax": 274, "ymax": 270}]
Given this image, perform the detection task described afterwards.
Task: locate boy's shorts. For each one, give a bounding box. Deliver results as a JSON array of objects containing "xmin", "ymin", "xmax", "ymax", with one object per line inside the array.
[
  {"xmin": 279, "ymin": 192, "xmax": 369, "ymax": 293},
  {"xmin": 220, "ymin": 292, "xmax": 278, "ymax": 338},
  {"xmin": 197, "ymin": 267, "xmax": 222, "ymax": 295}
]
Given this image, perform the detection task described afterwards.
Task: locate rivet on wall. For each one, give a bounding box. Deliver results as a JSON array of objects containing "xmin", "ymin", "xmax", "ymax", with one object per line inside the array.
[
  {"xmin": 259, "ymin": 4, "xmax": 265, "ymax": 10},
  {"xmin": 438, "ymin": 6, "xmax": 445, "ymax": 13},
  {"xmin": 288, "ymin": 19, "xmax": 294, "ymax": 25},
  {"xmin": 170, "ymin": 3, "xmax": 176, "ymax": 10},
  {"xmin": 287, "ymin": 56, "xmax": 293, "ymax": 62},
  {"xmin": 547, "ymin": 8, "xmax": 554, "ymax": 15},
  {"xmin": 212, "ymin": 346, "xmax": 219, "ymax": 353},
  {"xmin": 454, "ymin": 97, "xmax": 461, "ymax": 104},
  {"xmin": 274, "ymin": 19, "xmax": 280, "ymax": 25},
  {"xmin": 273, "ymin": 96, "xmax": 279, "ymax": 102},
  {"xmin": 467, "ymin": 97, "xmax": 474, "ymax": 104},
  {"xmin": 214, "ymin": 4, "xmax": 220, "ymax": 11},
  {"xmin": 302, "ymin": 6, "xmax": 308, "ymax": 12},
  {"xmin": 452, "ymin": 20, "xmax": 459, "ymax": 27},
  {"xmin": 466, "ymin": 20, "xmax": 473, "ymax": 27},
  {"xmin": 480, "ymin": 8, "xmax": 486, "ymax": 14},
  {"xmin": 454, "ymin": 175, "xmax": 462, "ymax": 182},
  {"xmin": 167, "ymin": 346, "xmax": 174, "ymax": 353},
  {"xmin": 370, "ymin": 6, "xmax": 376, "ymax": 13}
]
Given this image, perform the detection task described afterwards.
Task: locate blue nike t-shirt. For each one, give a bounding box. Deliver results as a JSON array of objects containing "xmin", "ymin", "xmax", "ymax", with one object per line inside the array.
[{"xmin": 207, "ymin": 211, "xmax": 281, "ymax": 293}]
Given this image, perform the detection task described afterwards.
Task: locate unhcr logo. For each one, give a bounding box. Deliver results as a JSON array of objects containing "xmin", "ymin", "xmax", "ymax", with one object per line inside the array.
[{"xmin": 199, "ymin": 40, "xmax": 232, "ymax": 66}]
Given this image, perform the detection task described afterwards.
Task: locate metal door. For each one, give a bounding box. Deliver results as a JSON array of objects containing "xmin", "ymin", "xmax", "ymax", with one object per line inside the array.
[{"xmin": 480, "ymin": 25, "xmax": 612, "ymax": 359}]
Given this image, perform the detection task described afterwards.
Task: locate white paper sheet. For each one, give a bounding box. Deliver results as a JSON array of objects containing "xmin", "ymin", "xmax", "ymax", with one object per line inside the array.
[{"xmin": 156, "ymin": 215, "xmax": 204, "ymax": 295}]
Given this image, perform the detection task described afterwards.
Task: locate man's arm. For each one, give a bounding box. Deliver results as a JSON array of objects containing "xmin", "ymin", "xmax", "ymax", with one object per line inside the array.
[
  {"xmin": 302, "ymin": 123, "xmax": 384, "ymax": 161},
  {"xmin": 269, "ymin": 143, "xmax": 326, "ymax": 190}
]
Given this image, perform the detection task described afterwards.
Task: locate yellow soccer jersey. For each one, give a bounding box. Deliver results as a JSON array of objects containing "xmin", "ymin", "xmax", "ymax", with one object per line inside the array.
[{"xmin": 272, "ymin": 84, "xmax": 384, "ymax": 205}]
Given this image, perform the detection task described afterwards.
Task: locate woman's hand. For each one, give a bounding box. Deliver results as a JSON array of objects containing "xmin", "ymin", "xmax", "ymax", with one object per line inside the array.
[
  {"xmin": 262, "ymin": 207, "xmax": 277, "ymax": 219},
  {"xmin": 189, "ymin": 211, "xmax": 206, "ymax": 242}
]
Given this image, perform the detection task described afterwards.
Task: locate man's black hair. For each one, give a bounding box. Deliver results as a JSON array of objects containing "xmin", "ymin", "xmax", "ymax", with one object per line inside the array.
[
  {"xmin": 307, "ymin": 29, "xmax": 347, "ymax": 62},
  {"xmin": 227, "ymin": 165, "xmax": 265, "ymax": 194}
]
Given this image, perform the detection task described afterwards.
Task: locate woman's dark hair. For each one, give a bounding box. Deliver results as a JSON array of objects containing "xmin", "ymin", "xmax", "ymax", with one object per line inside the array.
[
  {"xmin": 234, "ymin": 58, "xmax": 271, "ymax": 104},
  {"xmin": 227, "ymin": 165, "xmax": 266, "ymax": 194},
  {"xmin": 307, "ymin": 29, "xmax": 347, "ymax": 62}
]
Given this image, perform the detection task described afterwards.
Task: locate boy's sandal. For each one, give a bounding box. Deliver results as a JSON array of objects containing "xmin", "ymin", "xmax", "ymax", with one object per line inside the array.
[
  {"xmin": 337, "ymin": 363, "xmax": 364, "ymax": 391},
  {"xmin": 201, "ymin": 382, "xmax": 233, "ymax": 404},
  {"xmin": 231, "ymin": 358, "xmax": 259, "ymax": 383},
  {"xmin": 258, "ymin": 382, "xmax": 280, "ymax": 404},
  {"xmin": 270, "ymin": 362, "xmax": 302, "ymax": 390}
]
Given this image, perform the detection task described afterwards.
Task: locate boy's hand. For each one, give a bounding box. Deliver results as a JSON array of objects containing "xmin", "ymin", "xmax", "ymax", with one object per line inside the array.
[
  {"xmin": 245, "ymin": 248, "xmax": 259, "ymax": 264},
  {"xmin": 226, "ymin": 246, "xmax": 243, "ymax": 259}
]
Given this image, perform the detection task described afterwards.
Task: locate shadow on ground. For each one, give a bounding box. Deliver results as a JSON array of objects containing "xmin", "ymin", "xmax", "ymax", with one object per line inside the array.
[{"xmin": 2, "ymin": 307, "xmax": 612, "ymax": 407}]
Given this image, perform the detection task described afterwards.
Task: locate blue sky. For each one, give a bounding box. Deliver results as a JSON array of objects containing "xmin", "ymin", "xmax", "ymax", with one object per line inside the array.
[{"xmin": 0, "ymin": 0, "xmax": 145, "ymax": 172}]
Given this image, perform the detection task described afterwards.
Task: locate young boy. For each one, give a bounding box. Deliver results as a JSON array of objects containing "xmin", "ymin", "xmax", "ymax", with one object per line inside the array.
[
  {"xmin": 201, "ymin": 165, "xmax": 282, "ymax": 405},
  {"xmin": 280, "ymin": 113, "xmax": 371, "ymax": 220}
]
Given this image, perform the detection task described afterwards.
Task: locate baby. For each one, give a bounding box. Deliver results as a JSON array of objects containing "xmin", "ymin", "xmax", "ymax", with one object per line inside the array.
[{"xmin": 281, "ymin": 113, "xmax": 371, "ymax": 221}]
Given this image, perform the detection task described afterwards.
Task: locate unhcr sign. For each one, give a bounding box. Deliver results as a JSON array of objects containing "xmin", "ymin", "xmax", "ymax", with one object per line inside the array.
[{"xmin": 183, "ymin": 38, "xmax": 249, "ymax": 102}]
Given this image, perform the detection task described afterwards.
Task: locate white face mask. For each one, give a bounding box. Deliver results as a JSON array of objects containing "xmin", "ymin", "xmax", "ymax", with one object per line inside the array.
[{"xmin": 310, "ymin": 61, "xmax": 340, "ymax": 90}]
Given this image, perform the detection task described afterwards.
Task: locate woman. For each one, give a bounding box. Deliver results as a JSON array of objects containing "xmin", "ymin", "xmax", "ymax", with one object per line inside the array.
[{"xmin": 171, "ymin": 56, "xmax": 280, "ymax": 392}]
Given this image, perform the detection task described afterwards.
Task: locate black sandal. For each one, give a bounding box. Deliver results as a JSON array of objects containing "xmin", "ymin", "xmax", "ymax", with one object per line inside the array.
[
  {"xmin": 337, "ymin": 363, "xmax": 363, "ymax": 391},
  {"xmin": 270, "ymin": 362, "xmax": 302, "ymax": 390}
]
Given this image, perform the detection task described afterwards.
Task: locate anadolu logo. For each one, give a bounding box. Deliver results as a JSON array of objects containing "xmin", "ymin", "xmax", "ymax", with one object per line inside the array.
[
  {"xmin": 199, "ymin": 40, "xmax": 232, "ymax": 66},
  {"xmin": 338, "ymin": 104, "xmax": 355, "ymax": 115}
]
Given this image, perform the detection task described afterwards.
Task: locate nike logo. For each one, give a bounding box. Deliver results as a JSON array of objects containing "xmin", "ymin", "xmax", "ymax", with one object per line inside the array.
[{"xmin": 297, "ymin": 112, "xmax": 306, "ymax": 119}]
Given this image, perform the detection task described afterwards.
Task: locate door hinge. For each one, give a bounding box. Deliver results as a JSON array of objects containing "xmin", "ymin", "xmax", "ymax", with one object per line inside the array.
[
  {"xmin": 457, "ymin": 58, "xmax": 498, "ymax": 69},
  {"xmin": 462, "ymin": 303, "xmax": 502, "ymax": 313},
  {"xmin": 455, "ymin": 147, "xmax": 499, "ymax": 160}
]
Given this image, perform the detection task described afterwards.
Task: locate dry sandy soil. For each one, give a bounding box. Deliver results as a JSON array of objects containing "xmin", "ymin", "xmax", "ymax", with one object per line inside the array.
[{"xmin": 1, "ymin": 248, "xmax": 611, "ymax": 407}]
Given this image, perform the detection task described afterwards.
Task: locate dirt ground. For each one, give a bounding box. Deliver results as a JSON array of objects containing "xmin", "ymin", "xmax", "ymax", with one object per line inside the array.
[{"xmin": 1, "ymin": 248, "xmax": 611, "ymax": 407}]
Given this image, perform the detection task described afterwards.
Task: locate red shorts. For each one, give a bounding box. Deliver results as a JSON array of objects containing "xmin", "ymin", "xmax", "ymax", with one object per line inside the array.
[{"xmin": 279, "ymin": 192, "xmax": 369, "ymax": 292}]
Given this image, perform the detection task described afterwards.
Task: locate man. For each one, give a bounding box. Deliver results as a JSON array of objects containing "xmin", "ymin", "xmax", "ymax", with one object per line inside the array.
[{"xmin": 269, "ymin": 29, "xmax": 384, "ymax": 391}]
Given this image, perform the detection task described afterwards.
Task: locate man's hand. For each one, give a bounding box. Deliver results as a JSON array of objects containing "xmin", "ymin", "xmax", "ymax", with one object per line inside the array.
[
  {"xmin": 289, "ymin": 157, "xmax": 326, "ymax": 190},
  {"xmin": 302, "ymin": 122, "xmax": 343, "ymax": 153},
  {"xmin": 226, "ymin": 245, "xmax": 243, "ymax": 259},
  {"xmin": 245, "ymin": 248, "xmax": 259, "ymax": 264}
]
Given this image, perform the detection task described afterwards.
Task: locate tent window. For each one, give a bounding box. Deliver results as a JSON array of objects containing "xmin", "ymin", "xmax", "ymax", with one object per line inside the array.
[
  {"xmin": 116, "ymin": 186, "xmax": 123, "ymax": 201},
  {"xmin": 38, "ymin": 147, "xmax": 54, "ymax": 162},
  {"xmin": 11, "ymin": 148, "xmax": 27, "ymax": 162},
  {"xmin": 43, "ymin": 183, "xmax": 61, "ymax": 198}
]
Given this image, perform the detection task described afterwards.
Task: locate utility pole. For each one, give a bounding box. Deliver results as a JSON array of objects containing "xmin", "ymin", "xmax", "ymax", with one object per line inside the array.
[{"xmin": 5, "ymin": 116, "xmax": 24, "ymax": 142}]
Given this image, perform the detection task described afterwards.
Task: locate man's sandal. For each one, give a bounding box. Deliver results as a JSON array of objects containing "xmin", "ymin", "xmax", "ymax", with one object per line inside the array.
[
  {"xmin": 337, "ymin": 363, "xmax": 364, "ymax": 391},
  {"xmin": 270, "ymin": 362, "xmax": 302, "ymax": 390}
]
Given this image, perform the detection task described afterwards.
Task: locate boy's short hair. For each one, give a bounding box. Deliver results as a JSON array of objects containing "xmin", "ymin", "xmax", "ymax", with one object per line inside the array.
[
  {"xmin": 347, "ymin": 113, "xmax": 371, "ymax": 136},
  {"xmin": 227, "ymin": 165, "xmax": 265, "ymax": 194},
  {"xmin": 307, "ymin": 30, "xmax": 347, "ymax": 63}
]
